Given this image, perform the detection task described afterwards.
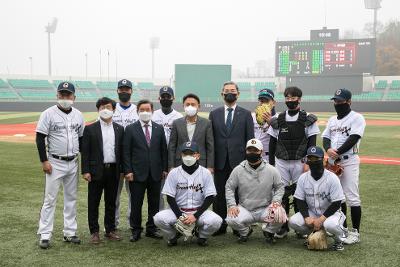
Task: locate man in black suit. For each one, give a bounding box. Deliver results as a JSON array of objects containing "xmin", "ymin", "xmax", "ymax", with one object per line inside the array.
[
  {"xmin": 209, "ymin": 81, "xmax": 255, "ymax": 235},
  {"xmin": 123, "ymin": 99, "xmax": 168, "ymax": 242},
  {"xmin": 81, "ymin": 97, "xmax": 124, "ymax": 244}
]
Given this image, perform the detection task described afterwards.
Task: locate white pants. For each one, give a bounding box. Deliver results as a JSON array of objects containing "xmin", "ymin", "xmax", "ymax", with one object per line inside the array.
[
  {"xmin": 275, "ymin": 158, "xmax": 304, "ymax": 186},
  {"xmin": 115, "ymin": 177, "xmax": 131, "ymax": 228},
  {"xmin": 154, "ymin": 209, "xmax": 222, "ymax": 240},
  {"xmin": 340, "ymin": 156, "xmax": 361, "ymax": 207},
  {"xmin": 226, "ymin": 206, "xmax": 283, "ymax": 236},
  {"xmin": 289, "ymin": 211, "xmax": 347, "ymax": 242},
  {"xmin": 37, "ymin": 157, "xmax": 78, "ymax": 240}
]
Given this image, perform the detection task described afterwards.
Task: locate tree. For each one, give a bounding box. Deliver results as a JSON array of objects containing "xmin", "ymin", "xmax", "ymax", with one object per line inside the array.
[{"xmin": 375, "ymin": 20, "xmax": 400, "ymax": 75}]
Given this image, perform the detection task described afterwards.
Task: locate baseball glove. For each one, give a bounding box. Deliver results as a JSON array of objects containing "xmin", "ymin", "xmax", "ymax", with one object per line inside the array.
[
  {"xmin": 264, "ymin": 202, "xmax": 287, "ymax": 224},
  {"xmin": 325, "ymin": 158, "xmax": 344, "ymax": 177},
  {"xmin": 307, "ymin": 229, "xmax": 328, "ymax": 250},
  {"xmin": 174, "ymin": 214, "xmax": 195, "ymax": 240},
  {"xmin": 255, "ymin": 102, "xmax": 273, "ymax": 126}
]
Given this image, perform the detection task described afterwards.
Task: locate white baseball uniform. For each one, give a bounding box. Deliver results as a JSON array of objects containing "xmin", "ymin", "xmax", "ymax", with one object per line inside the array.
[
  {"xmin": 154, "ymin": 166, "xmax": 222, "ymax": 240},
  {"xmin": 289, "ymin": 170, "xmax": 347, "ymax": 241},
  {"xmin": 267, "ymin": 111, "xmax": 320, "ymax": 186},
  {"xmin": 36, "ymin": 105, "xmax": 85, "ymax": 240},
  {"xmin": 321, "ymin": 111, "xmax": 366, "ymax": 206},
  {"xmin": 252, "ymin": 113, "xmax": 271, "ymax": 161},
  {"xmin": 112, "ymin": 102, "xmax": 139, "ymax": 228}
]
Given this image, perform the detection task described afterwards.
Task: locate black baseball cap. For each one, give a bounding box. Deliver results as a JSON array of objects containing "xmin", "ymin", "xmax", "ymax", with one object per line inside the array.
[
  {"xmin": 118, "ymin": 79, "xmax": 133, "ymax": 89},
  {"xmin": 180, "ymin": 141, "xmax": 199, "ymax": 153},
  {"xmin": 57, "ymin": 82, "xmax": 75, "ymax": 93},
  {"xmin": 258, "ymin": 88, "xmax": 274, "ymax": 100},
  {"xmin": 306, "ymin": 146, "xmax": 325, "ymax": 158},
  {"xmin": 331, "ymin": 89, "xmax": 352, "ymax": 101},
  {"xmin": 159, "ymin": 86, "xmax": 174, "ymax": 97}
]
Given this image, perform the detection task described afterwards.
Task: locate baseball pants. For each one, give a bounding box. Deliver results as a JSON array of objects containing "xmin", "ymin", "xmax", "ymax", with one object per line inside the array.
[{"xmin": 340, "ymin": 156, "xmax": 361, "ymax": 207}]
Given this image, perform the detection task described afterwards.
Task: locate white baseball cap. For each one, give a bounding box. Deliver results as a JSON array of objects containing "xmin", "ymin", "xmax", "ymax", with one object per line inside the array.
[{"xmin": 246, "ymin": 138, "xmax": 263, "ymax": 151}]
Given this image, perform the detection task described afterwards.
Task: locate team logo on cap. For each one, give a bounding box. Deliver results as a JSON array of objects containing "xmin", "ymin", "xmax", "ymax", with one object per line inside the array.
[
  {"xmin": 311, "ymin": 147, "xmax": 317, "ymax": 153},
  {"xmin": 251, "ymin": 139, "xmax": 256, "ymax": 144},
  {"xmin": 186, "ymin": 142, "xmax": 191, "ymax": 147},
  {"xmin": 63, "ymin": 82, "xmax": 69, "ymax": 88},
  {"xmin": 122, "ymin": 79, "xmax": 127, "ymax": 84},
  {"xmin": 336, "ymin": 89, "xmax": 342, "ymax": 95},
  {"xmin": 162, "ymin": 86, "xmax": 168, "ymax": 92}
]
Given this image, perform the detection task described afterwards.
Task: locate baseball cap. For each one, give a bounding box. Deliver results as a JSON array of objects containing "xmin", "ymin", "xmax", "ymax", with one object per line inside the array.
[
  {"xmin": 306, "ymin": 146, "xmax": 325, "ymax": 158},
  {"xmin": 258, "ymin": 89, "xmax": 275, "ymax": 100},
  {"xmin": 118, "ymin": 79, "xmax": 133, "ymax": 89},
  {"xmin": 180, "ymin": 141, "xmax": 199, "ymax": 153},
  {"xmin": 57, "ymin": 82, "xmax": 75, "ymax": 93},
  {"xmin": 246, "ymin": 138, "xmax": 263, "ymax": 151},
  {"xmin": 159, "ymin": 86, "xmax": 174, "ymax": 97},
  {"xmin": 331, "ymin": 89, "xmax": 352, "ymax": 101}
]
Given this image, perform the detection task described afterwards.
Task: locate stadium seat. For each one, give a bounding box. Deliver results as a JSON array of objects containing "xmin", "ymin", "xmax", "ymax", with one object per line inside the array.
[
  {"xmin": 74, "ymin": 80, "xmax": 97, "ymax": 89},
  {"xmin": 0, "ymin": 88, "xmax": 19, "ymax": 100},
  {"xmin": 16, "ymin": 89, "xmax": 56, "ymax": 100},
  {"xmin": 97, "ymin": 81, "xmax": 118, "ymax": 90},
  {"xmin": 386, "ymin": 91, "xmax": 400, "ymax": 100},
  {"xmin": 75, "ymin": 90, "xmax": 99, "ymax": 101},
  {"xmin": 237, "ymin": 82, "xmax": 252, "ymax": 91},
  {"xmin": 390, "ymin": 80, "xmax": 400, "ymax": 90},
  {"xmin": 8, "ymin": 79, "xmax": 53, "ymax": 89},
  {"xmin": 137, "ymin": 82, "xmax": 154, "ymax": 90},
  {"xmin": 254, "ymin": 81, "xmax": 276, "ymax": 90},
  {"xmin": 375, "ymin": 80, "xmax": 388, "ymax": 90},
  {"xmin": 0, "ymin": 79, "xmax": 10, "ymax": 88}
]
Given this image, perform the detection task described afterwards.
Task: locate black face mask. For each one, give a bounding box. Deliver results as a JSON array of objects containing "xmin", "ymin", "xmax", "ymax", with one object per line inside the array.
[
  {"xmin": 285, "ymin": 100, "xmax": 299, "ymax": 110},
  {"xmin": 118, "ymin": 92, "xmax": 131, "ymax": 102},
  {"xmin": 246, "ymin": 153, "xmax": 261, "ymax": 164},
  {"xmin": 334, "ymin": 103, "xmax": 351, "ymax": 118},
  {"xmin": 160, "ymin": 99, "xmax": 173, "ymax": 108},
  {"xmin": 307, "ymin": 160, "xmax": 324, "ymax": 180},
  {"xmin": 224, "ymin": 93, "xmax": 237, "ymax": 104}
]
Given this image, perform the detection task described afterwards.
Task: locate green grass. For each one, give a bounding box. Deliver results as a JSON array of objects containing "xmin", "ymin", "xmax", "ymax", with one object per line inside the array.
[{"xmin": 0, "ymin": 140, "xmax": 400, "ymax": 266}]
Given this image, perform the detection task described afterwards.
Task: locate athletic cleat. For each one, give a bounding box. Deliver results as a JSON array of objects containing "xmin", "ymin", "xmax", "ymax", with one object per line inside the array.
[
  {"xmin": 237, "ymin": 227, "xmax": 253, "ymax": 243},
  {"xmin": 263, "ymin": 231, "xmax": 277, "ymax": 245},
  {"xmin": 332, "ymin": 241, "xmax": 345, "ymax": 251},
  {"xmin": 274, "ymin": 228, "xmax": 288, "ymax": 239},
  {"xmin": 343, "ymin": 229, "xmax": 360, "ymax": 245},
  {"xmin": 197, "ymin": 238, "xmax": 208, "ymax": 247},
  {"xmin": 63, "ymin": 235, "xmax": 81, "ymax": 244},
  {"xmin": 167, "ymin": 233, "xmax": 181, "ymax": 247},
  {"xmin": 39, "ymin": 239, "xmax": 50, "ymax": 249}
]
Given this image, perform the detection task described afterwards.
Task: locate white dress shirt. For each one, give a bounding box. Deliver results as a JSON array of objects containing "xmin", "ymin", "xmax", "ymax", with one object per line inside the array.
[
  {"xmin": 140, "ymin": 120, "xmax": 153, "ymax": 140},
  {"xmin": 100, "ymin": 119, "xmax": 116, "ymax": 163},
  {"xmin": 224, "ymin": 104, "xmax": 237, "ymax": 124}
]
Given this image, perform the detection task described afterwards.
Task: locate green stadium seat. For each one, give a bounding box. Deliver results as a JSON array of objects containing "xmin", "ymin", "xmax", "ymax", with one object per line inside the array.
[
  {"xmin": 0, "ymin": 79, "xmax": 10, "ymax": 88},
  {"xmin": 137, "ymin": 82, "xmax": 154, "ymax": 90},
  {"xmin": 97, "ymin": 81, "xmax": 118, "ymax": 90},
  {"xmin": 390, "ymin": 80, "xmax": 400, "ymax": 90},
  {"xmin": 75, "ymin": 90, "xmax": 99, "ymax": 101},
  {"xmin": 99, "ymin": 90, "xmax": 118, "ymax": 99},
  {"xmin": 16, "ymin": 89, "xmax": 56, "ymax": 100},
  {"xmin": 0, "ymin": 88, "xmax": 19, "ymax": 99},
  {"xmin": 8, "ymin": 79, "xmax": 53, "ymax": 89},
  {"xmin": 386, "ymin": 91, "xmax": 400, "ymax": 100},
  {"xmin": 254, "ymin": 81, "xmax": 276, "ymax": 90},
  {"xmin": 375, "ymin": 80, "xmax": 388, "ymax": 90},
  {"xmin": 237, "ymin": 82, "xmax": 251, "ymax": 90},
  {"xmin": 74, "ymin": 80, "xmax": 96, "ymax": 89}
]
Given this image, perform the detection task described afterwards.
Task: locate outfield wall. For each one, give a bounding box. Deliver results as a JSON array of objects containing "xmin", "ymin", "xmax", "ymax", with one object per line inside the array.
[{"xmin": 1, "ymin": 101, "xmax": 399, "ymax": 113}]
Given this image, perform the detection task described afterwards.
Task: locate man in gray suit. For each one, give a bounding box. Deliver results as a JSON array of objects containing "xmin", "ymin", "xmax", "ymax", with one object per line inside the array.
[{"xmin": 168, "ymin": 93, "xmax": 214, "ymax": 173}]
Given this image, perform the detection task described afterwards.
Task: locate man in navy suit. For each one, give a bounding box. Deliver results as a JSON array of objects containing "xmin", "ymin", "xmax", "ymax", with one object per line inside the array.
[
  {"xmin": 208, "ymin": 81, "xmax": 255, "ymax": 235},
  {"xmin": 123, "ymin": 99, "xmax": 168, "ymax": 242}
]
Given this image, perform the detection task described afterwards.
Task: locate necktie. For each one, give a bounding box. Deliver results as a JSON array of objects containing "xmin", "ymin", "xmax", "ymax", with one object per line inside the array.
[
  {"xmin": 144, "ymin": 124, "xmax": 151, "ymax": 146},
  {"xmin": 226, "ymin": 107, "xmax": 233, "ymax": 131}
]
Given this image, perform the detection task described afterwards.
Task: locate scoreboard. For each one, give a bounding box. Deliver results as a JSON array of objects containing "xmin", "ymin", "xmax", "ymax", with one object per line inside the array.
[{"xmin": 275, "ymin": 38, "xmax": 375, "ymax": 76}]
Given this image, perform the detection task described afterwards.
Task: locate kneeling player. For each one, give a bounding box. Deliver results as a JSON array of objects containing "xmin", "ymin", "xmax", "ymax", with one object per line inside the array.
[
  {"xmin": 225, "ymin": 139, "xmax": 285, "ymax": 244},
  {"xmin": 154, "ymin": 141, "xmax": 222, "ymax": 246},
  {"xmin": 289, "ymin": 146, "xmax": 347, "ymax": 251}
]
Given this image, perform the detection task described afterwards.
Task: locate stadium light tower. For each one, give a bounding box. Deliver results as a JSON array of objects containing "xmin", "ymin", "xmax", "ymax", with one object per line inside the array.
[
  {"xmin": 45, "ymin": 18, "xmax": 58, "ymax": 76},
  {"xmin": 364, "ymin": 0, "xmax": 382, "ymax": 38},
  {"xmin": 149, "ymin": 37, "xmax": 160, "ymax": 79}
]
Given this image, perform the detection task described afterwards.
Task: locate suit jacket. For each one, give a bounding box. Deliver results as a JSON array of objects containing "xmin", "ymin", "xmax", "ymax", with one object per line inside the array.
[
  {"xmin": 168, "ymin": 116, "xmax": 214, "ymax": 169},
  {"xmin": 81, "ymin": 121, "xmax": 124, "ymax": 180},
  {"xmin": 209, "ymin": 105, "xmax": 254, "ymax": 170},
  {"xmin": 123, "ymin": 120, "xmax": 168, "ymax": 182}
]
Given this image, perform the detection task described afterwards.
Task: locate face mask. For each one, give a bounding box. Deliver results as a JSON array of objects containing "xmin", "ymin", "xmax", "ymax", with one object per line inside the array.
[
  {"xmin": 285, "ymin": 100, "xmax": 299, "ymax": 110},
  {"xmin": 118, "ymin": 92, "xmax": 131, "ymax": 102},
  {"xmin": 307, "ymin": 160, "xmax": 324, "ymax": 179},
  {"xmin": 58, "ymin": 99, "xmax": 73, "ymax": 109},
  {"xmin": 334, "ymin": 103, "xmax": 351, "ymax": 118},
  {"xmin": 160, "ymin": 99, "xmax": 173, "ymax": 108},
  {"xmin": 246, "ymin": 152, "xmax": 261, "ymax": 164},
  {"xmin": 139, "ymin": 111, "xmax": 152, "ymax": 122},
  {"xmin": 184, "ymin": 105, "xmax": 198, "ymax": 117},
  {"xmin": 182, "ymin": 155, "xmax": 197, "ymax": 167},
  {"xmin": 99, "ymin": 109, "xmax": 113, "ymax": 120},
  {"xmin": 224, "ymin": 93, "xmax": 237, "ymax": 104}
]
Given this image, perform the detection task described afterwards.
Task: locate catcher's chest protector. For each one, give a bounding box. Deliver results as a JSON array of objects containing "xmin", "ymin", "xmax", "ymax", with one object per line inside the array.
[{"xmin": 276, "ymin": 111, "xmax": 308, "ymax": 160}]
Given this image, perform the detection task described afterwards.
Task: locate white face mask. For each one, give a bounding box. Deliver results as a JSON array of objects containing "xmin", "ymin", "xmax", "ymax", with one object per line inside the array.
[
  {"xmin": 182, "ymin": 155, "xmax": 197, "ymax": 167},
  {"xmin": 184, "ymin": 105, "xmax": 198, "ymax": 117},
  {"xmin": 58, "ymin": 99, "xmax": 73, "ymax": 109},
  {"xmin": 99, "ymin": 109, "xmax": 113, "ymax": 120},
  {"xmin": 139, "ymin": 111, "xmax": 152, "ymax": 122}
]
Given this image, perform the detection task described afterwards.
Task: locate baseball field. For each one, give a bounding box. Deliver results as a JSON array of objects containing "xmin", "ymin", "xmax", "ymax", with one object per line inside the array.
[{"xmin": 0, "ymin": 111, "xmax": 399, "ymax": 266}]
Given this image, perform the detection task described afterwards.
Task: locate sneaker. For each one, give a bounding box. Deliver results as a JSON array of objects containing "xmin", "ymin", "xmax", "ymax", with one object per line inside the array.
[
  {"xmin": 295, "ymin": 232, "xmax": 308, "ymax": 239},
  {"xmin": 63, "ymin": 235, "xmax": 81, "ymax": 244},
  {"xmin": 39, "ymin": 239, "xmax": 50, "ymax": 249},
  {"xmin": 167, "ymin": 233, "xmax": 182, "ymax": 247},
  {"xmin": 263, "ymin": 231, "xmax": 277, "ymax": 245},
  {"xmin": 332, "ymin": 241, "xmax": 345, "ymax": 251},
  {"xmin": 237, "ymin": 227, "xmax": 253, "ymax": 244},
  {"xmin": 343, "ymin": 229, "xmax": 360, "ymax": 245},
  {"xmin": 197, "ymin": 238, "xmax": 208, "ymax": 247},
  {"xmin": 274, "ymin": 228, "xmax": 288, "ymax": 239}
]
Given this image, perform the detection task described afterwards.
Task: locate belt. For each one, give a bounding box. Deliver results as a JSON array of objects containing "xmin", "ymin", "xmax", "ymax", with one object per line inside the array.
[
  {"xmin": 339, "ymin": 155, "xmax": 349, "ymax": 161},
  {"xmin": 103, "ymin": 163, "xmax": 116, "ymax": 168},
  {"xmin": 181, "ymin": 207, "xmax": 199, "ymax": 212},
  {"xmin": 51, "ymin": 154, "xmax": 77, "ymax": 161}
]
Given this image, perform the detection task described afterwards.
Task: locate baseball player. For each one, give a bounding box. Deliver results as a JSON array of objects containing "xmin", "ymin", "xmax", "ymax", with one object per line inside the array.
[
  {"xmin": 152, "ymin": 86, "xmax": 183, "ymax": 210},
  {"xmin": 289, "ymin": 146, "xmax": 347, "ymax": 251},
  {"xmin": 252, "ymin": 89, "xmax": 276, "ymax": 162},
  {"xmin": 35, "ymin": 82, "xmax": 85, "ymax": 249},
  {"xmin": 113, "ymin": 79, "xmax": 138, "ymax": 229},
  {"xmin": 322, "ymin": 89, "xmax": 366, "ymax": 245},
  {"xmin": 154, "ymin": 141, "xmax": 222, "ymax": 247},
  {"xmin": 268, "ymin": 86, "xmax": 319, "ymax": 238},
  {"xmin": 225, "ymin": 138, "xmax": 285, "ymax": 244}
]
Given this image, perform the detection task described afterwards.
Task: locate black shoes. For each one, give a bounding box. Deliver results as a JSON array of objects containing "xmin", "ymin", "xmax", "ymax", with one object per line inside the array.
[
  {"xmin": 145, "ymin": 231, "xmax": 163, "ymax": 239},
  {"xmin": 263, "ymin": 231, "xmax": 277, "ymax": 244},
  {"xmin": 63, "ymin": 236, "xmax": 81, "ymax": 244},
  {"xmin": 238, "ymin": 227, "xmax": 253, "ymax": 243},
  {"xmin": 130, "ymin": 231, "xmax": 141, "ymax": 242},
  {"xmin": 197, "ymin": 238, "xmax": 208, "ymax": 247},
  {"xmin": 39, "ymin": 239, "xmax": 50, "ymax": 249}
]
